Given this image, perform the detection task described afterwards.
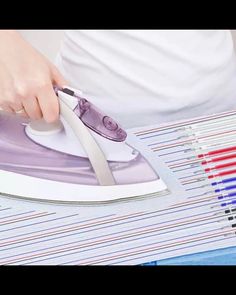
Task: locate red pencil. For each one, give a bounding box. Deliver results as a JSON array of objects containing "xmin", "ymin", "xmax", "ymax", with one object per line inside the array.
[
  {"xmin": 208, "ymin": 169, "xmax": 236, "ymax": 179},
  {"xmin": 205, "ymin": 161, "xmax": 236, "ymax": 172},
  {"xmin": 198, "ymin": 146, "xmax": 236, "ymax": 158}
]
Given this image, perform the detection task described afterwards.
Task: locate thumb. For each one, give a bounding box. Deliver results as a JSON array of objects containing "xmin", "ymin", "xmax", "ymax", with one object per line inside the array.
[{"xmin": 50, "ymin": 64, "xmax": 68, "ymax": 87}]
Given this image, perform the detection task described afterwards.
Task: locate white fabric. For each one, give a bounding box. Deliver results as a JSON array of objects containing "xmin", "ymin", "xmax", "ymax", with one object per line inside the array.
[{"xmin": 56, "ymin": 30, "xmax": 236, "ymax": 128}]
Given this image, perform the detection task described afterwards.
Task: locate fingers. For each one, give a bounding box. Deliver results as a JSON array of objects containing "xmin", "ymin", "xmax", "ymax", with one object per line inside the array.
[
  {"xmin": 8, "ymin": 100, "xmax": 24, "ymax": 113},
  {"xmin": 0, "ymin": 83, "xmax": 59, "ymax": 122},
  {"xmin": 0, "ymin": 103, "xmax": 15, "ymax": 113},
  {"xmin": 37, "ymin": 83, "xmax": 60, "ymax": 123},
  {"xmin": 35, "ymin": 66, "xmax": 67, "ymax": 123},
  {"xmin": 0, "ymin": 66, "xmax": 66, "ymax": 122},
  {"xmin": 51, "ymin": 65, "xmax": 68, "ymax": 87},
  {"xmin": 21, "ymin": 96, "xmax": 42, "ymax": 120},
  {"xmin": 0, "ymin": 93, "xmax": 40, "ymax": 120},
  {"xmin": 18, "ymin": 109, "xmax": 29, "ymax": 118},
  {"xmin": 9, "ymin": 103, "xmax": 29, "ymax": 118}
]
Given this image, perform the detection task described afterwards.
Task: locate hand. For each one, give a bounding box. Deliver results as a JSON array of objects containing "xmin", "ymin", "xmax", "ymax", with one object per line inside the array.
[{"xmin": 0, "ymin": 30, "xmax": 67, "ymax": 122}]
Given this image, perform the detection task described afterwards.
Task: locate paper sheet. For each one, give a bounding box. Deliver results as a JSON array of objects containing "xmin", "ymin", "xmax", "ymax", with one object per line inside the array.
[{"xmin": 1, "ymin": 110, "xmax": 236, "ymax": 265}]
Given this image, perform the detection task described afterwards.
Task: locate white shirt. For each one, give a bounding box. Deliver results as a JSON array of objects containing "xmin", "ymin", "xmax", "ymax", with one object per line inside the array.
[{"xmin": 56, "ymin": 30, "xmax": 236, "ymax": 128}]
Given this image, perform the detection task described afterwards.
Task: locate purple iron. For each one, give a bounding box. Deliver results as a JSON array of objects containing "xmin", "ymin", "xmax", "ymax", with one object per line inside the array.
[{"xmin": 0, "ymin": 86, "xmax": 168, "ymax": 204}]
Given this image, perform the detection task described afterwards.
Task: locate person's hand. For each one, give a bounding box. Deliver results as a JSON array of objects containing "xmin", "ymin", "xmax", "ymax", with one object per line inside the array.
[{"xmin": 0, "ymin": 30, "xmax": 67, "ymax": 122}]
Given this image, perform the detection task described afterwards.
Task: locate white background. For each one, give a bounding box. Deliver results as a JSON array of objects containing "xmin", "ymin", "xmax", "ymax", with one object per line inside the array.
[{"xmin": 19, "ymin": 30, "xmax": 65, "ymax": 62}]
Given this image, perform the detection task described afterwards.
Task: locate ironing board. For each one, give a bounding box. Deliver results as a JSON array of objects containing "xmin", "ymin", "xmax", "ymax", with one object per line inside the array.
[{"xmin": 1, "ymin": 105, "xmax": 236, "ymax": 265}]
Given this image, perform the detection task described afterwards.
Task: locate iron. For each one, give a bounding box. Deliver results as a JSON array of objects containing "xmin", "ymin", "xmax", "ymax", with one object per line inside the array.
[{"xmin": 0, "ymin": 86, "xmax": 169, "ymax": 204}]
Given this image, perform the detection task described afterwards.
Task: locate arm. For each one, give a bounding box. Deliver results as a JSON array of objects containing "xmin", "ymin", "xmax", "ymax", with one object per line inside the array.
[{"xmin": 0, "ymin": 30, "xmax": 67, "ymax": 122}]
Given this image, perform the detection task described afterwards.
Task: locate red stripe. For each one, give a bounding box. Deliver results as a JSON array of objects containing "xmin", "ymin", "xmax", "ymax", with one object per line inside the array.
[
  {"xmin": 198, "ymin": 146, "xmax": 236, "ymax": 158},
  {"xmin": 208, "ymin": 169, "xmax": 236, "ymax": 179},
  {"xmin": 205, "ymin": 161, "xmax": 236, "ymax": 172},
  {"xmin": 201, "ymin": 153, "xmax": 236, "ymax": 165}
]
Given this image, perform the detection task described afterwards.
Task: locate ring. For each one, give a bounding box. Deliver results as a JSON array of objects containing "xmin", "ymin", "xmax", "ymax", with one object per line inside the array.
[{"xmin": 15, "ymin": 108, "xmax": 24, "ymax": 114}]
